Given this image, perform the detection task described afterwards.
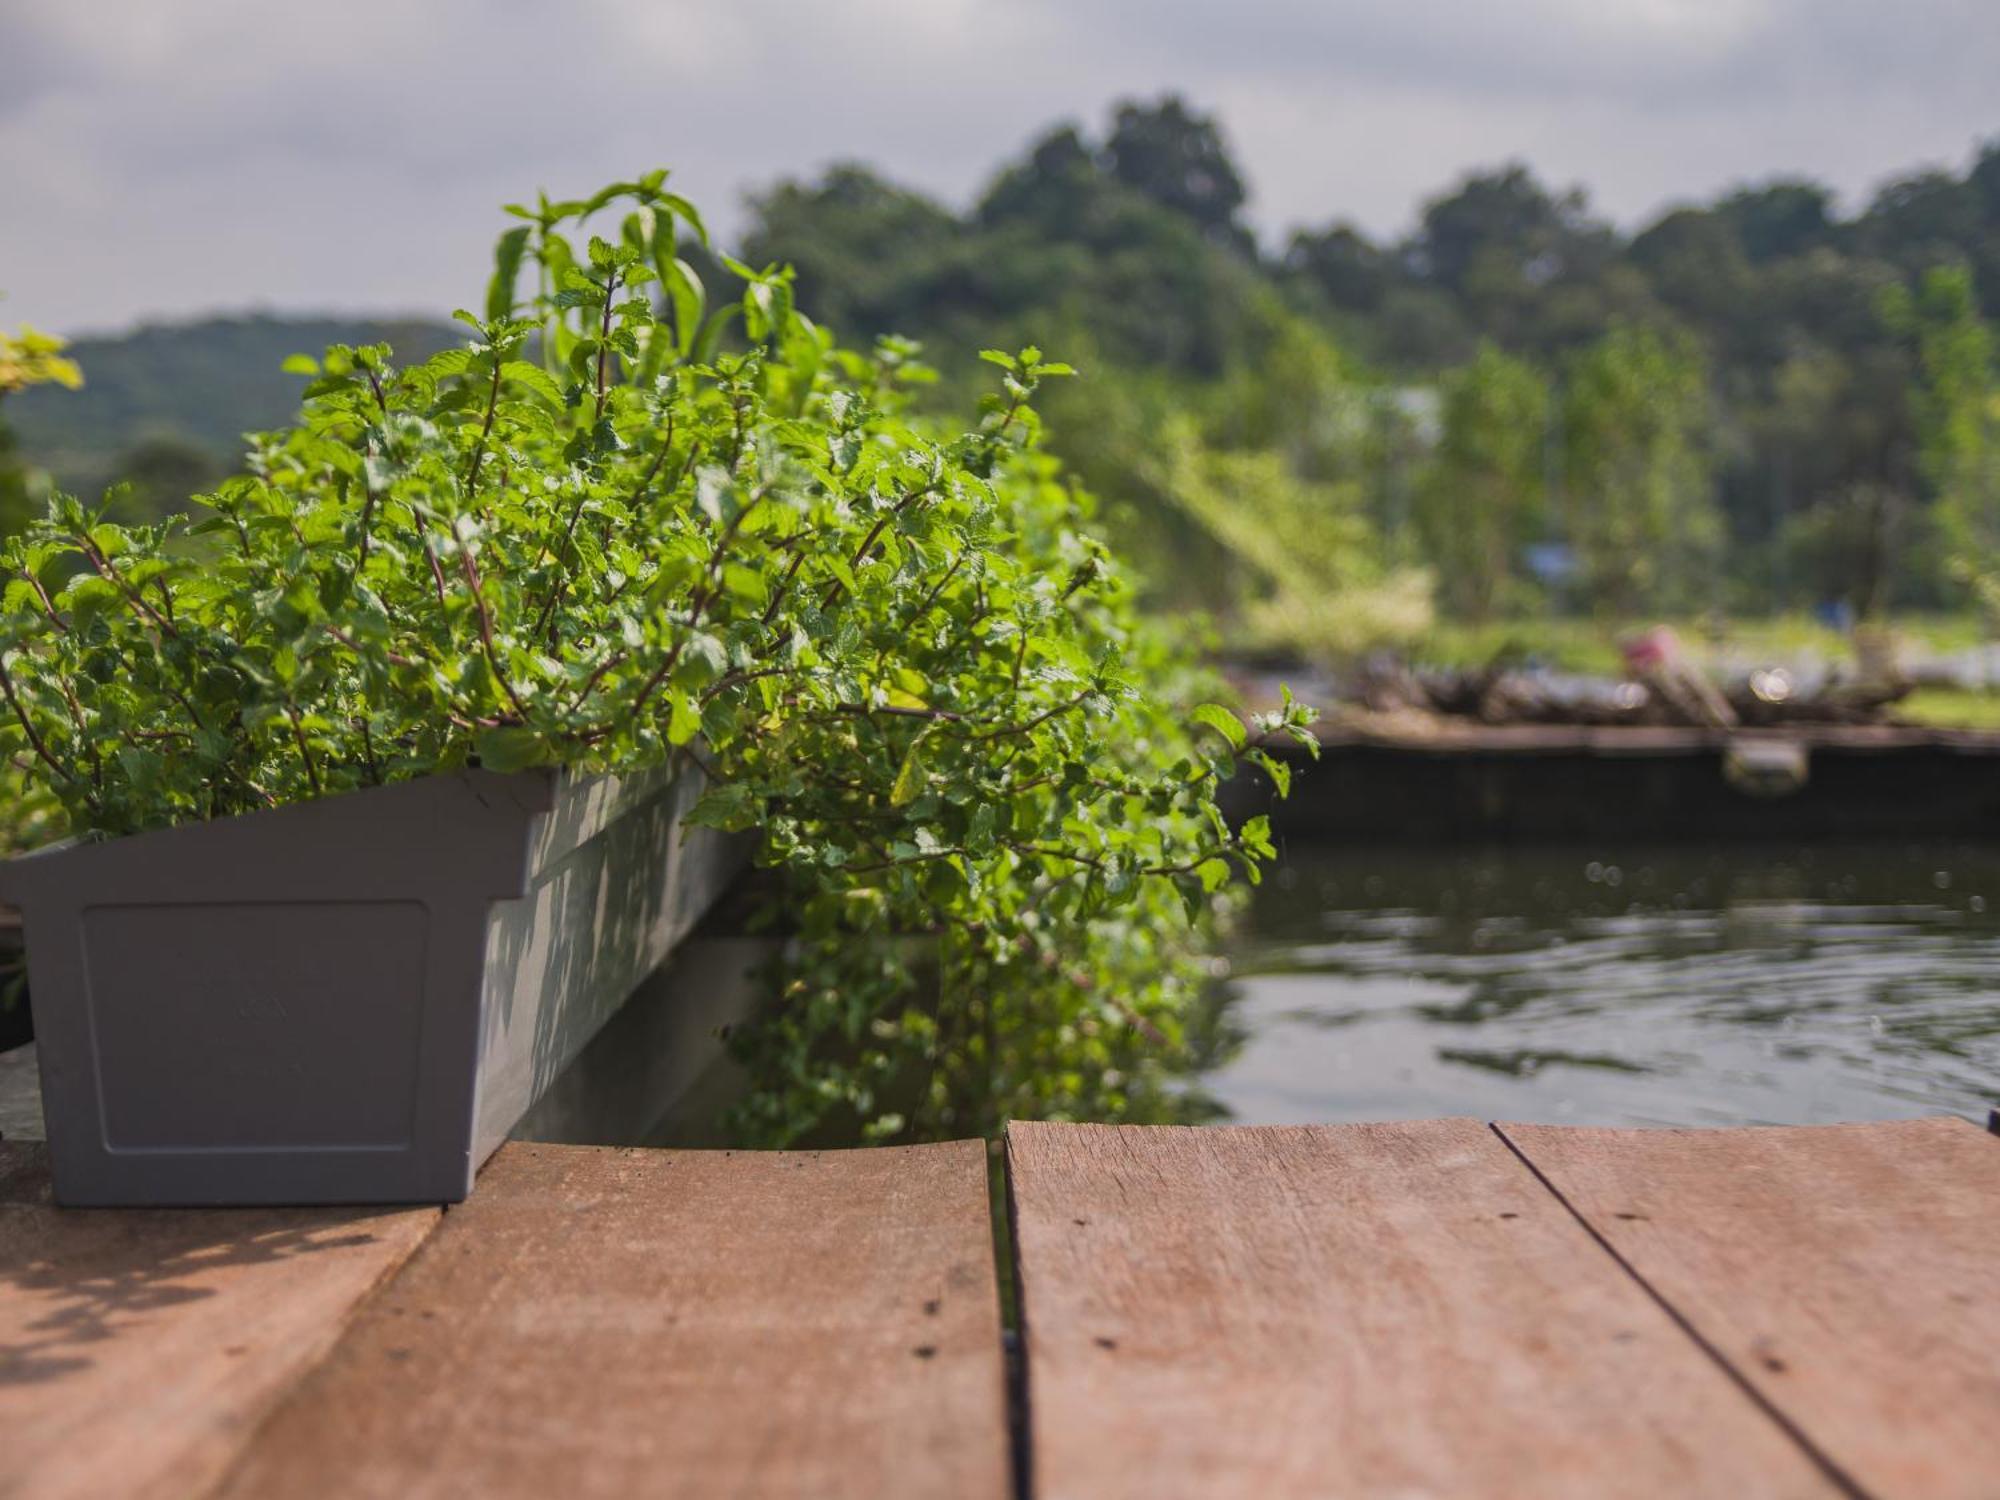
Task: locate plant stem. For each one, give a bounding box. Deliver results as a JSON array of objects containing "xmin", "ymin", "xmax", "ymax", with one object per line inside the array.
[
  {"xmin": 463, "ymin": 357, "xmax": 504, "ymax": 499},
  {"xmin": 0, "ymin": 655, "xmax": 73, "ymax": 784},
  {"xmin": 283, "ymin": 704, "xmax": 322, "ymax": 796},
  {"xmin": 592, "ymin": 271, "xmax": 620, "ymax": 424},
  {"xmin": 456, "ymin": 527, "xmax": 531, "ymax": 721},
  {"xmin": 20, "ymin": 571, "xmax": 65, "ymax": 634},
  {"xmin": 819, "ymin": 486, "xmax": 933, "ymax": 611}
]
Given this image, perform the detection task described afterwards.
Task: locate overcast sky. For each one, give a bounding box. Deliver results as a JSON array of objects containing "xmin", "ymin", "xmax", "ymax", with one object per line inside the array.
[{"xmin": 4, "ymin": 0, "xmax": 1997, "ymax": 335}]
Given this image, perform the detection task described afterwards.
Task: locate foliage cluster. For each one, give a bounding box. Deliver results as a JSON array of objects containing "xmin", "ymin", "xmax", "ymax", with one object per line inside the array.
[{"xmin": 0, "ymin": 175, "xmax": 1314, "ymax": 1142}]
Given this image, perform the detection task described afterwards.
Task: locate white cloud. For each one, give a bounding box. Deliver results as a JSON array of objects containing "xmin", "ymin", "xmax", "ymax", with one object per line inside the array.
[{"xmin": 1, "ymin": 0, "xmax": 1995, "ymax": 332}]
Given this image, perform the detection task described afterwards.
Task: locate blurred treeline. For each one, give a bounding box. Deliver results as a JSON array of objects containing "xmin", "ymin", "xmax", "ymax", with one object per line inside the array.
[
  {"xmin": 9, "ymin": 96, "xmax": 2000, "ymax": 657},
  {"xmin": 727, "ymin": 98, "xmax": 2000, "ymax": 648}
]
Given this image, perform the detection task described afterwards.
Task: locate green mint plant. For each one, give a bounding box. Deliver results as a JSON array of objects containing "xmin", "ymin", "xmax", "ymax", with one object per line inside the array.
[{"xmin": 0, "ymin": 173, "xmax": 1316, "ymax": 1142}]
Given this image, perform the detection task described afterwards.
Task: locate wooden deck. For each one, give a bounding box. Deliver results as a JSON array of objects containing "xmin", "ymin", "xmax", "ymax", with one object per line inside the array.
[{"xmin": 3, "ymin": 1117, "xmax": 1996, "ymax": 1499}]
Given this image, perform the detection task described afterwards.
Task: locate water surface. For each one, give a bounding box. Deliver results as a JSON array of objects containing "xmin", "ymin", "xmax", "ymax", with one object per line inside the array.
[{"xmin": 1205, "ymin": 841, "xmax": 2000, "ymax": 1128}]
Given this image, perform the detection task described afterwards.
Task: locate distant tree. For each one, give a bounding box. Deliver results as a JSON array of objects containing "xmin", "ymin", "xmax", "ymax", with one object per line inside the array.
[
  {"xmin": 1885, "ymin": 264, "xmax": 2000, "ymax": 617},
  {"xmin": 723, "ymin": 108, "xmax": 1290, "ymax": 387},
  {"xmin": 741, "ymin": 165, "xmax": 962, "ymax": 341},
  {"xmin": 1286, "ymin": 223, "xmax": 1397, "ymax": 315},
  {"xmin": 1733, "ymin": 346, "xmax": 1909, "ymax": 598},
  {"xmin": 1860, "ymin": 171, "xmax": 1983, "ymax": 273},
  {"xmin": 1102, "ymin": 96, "xmax": 1252, "ymax": 252},
  {"xmin": 1414, "ymin": 344, "xmax": 1550, "ymax": 620},
  {"xmin": 1414, "ymin": 165, "xmax": 1609, "ymax": 293},
  {"xmin": 1966, "ymin": 140, "xmax": 2000, "ymax": 315},
  {"xmin": 1559, "ymin": 325, "xmax": 1717, "ymax": 615},
  {"xmin": 1367, "ymin": 285, "xmax": 1475, "ymax": 371},
  {"xmin": 1970, "ymin": 140, "xmax": 2000, "ymax": 220},
  {"xmin": 1781, "ymin": 480, "xmax": 1912, "ymax": 619},
  {"xmin": 1629, "ymin": 208, "xmax": 1753, "ymax": 330},
  {"xmin": 1411, "ymin": 165, "xmax": 1624, "ymax": 351},
  {"xmin": 1714, "ymin": 181, "xmax": 1834, "ymax": 263},
  {"xmin": 978, "ymin": 125, "xmax": 1103, "ymax": 229}
]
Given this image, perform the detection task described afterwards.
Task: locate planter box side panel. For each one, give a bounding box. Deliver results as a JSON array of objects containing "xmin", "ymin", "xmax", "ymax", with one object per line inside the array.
[
  {"xmin": 470, "ymin": 772, "xmax": 747, "ymax": 1163},
  {"xmin": 4, "ymin": 770, "xmax": 552, "ymax": 1206}
]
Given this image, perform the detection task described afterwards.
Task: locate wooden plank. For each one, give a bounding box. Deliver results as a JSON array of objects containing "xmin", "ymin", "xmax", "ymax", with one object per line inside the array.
[
  {"xmin": 1501, "ymin": 1116, "xmax": 2000, "ymax": 1500},
  {"xmin": 0, "ymin": 1142, "xmax": 438, "ymax": 1500},
  {"xmin": 1007, "ymin": 1119, "xmax": 1841, "ymax": 1500},
  {"xmin": 210, "ymin": 1140, "xmax": 1010, "ymax": 1500}
]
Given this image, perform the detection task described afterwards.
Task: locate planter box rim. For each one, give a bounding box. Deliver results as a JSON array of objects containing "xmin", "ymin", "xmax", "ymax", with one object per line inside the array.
[{"xmin": 0, "ymin": 763, "xmax": 690, "ymax": 907}]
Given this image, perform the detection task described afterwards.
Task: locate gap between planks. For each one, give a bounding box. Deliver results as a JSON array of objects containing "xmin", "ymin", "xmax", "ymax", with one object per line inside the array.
[
  {"xmin": 1489, "ymin": 1123, "xmax": 1870, "ymax": 1500},
  {"xmin": 1499, "ymin": 1116, "xmax": 2000, "ymax": 1500},
  {"xmin": 1004, "ymin": 1116, "xmax": 2000, "ymax": 1500}
]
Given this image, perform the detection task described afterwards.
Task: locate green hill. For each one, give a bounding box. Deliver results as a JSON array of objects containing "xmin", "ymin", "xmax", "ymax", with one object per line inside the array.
[{"xmin": 8, "ymin": 313, "xmax": 458, "ymax": 502}]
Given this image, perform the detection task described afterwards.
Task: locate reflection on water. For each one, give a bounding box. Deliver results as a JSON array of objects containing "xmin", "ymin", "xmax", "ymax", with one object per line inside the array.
[{"xmin": 1205, "ymin": 842, "xmax": 2000, "ymax": 1128}]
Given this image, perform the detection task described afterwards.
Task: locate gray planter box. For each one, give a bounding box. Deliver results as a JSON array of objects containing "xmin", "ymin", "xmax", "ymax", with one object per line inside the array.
[{"xmin": 0, "ymin": 767, "xmax": 745, "ymax": 1206}]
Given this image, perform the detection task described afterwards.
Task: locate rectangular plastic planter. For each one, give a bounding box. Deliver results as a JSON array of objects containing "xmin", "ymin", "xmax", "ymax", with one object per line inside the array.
[{"xmin": 0, "ymin": 766, "xmax": 744, "ymax": 1206}]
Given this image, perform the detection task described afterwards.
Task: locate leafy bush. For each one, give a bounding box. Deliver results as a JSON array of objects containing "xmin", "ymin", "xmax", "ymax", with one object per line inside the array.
[{"xmin": 0, "ymin": 174, "xmax": 1314, "ymax": 1142}]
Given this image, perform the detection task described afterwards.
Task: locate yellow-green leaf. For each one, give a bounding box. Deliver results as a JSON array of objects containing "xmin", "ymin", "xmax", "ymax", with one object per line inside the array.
[{"xmin": 890, "ymin": 744, "xmax": 926, "ymax": 805}]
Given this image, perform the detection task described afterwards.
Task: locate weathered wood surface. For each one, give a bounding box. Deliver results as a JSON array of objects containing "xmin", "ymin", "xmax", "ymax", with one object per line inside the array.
[
  {"xmin": 209, "ymin": 1140, "xmax": 1010, "ymax": 1500},
  {"xmin": 1007, "ymin": 1119, "xmax": 1840, "ymax": 1500},
  {"xmin": 1502, "ymin": 1116, "xmax": 2000, "ymax": 1500},
  {"xmin": 8, "ymin": 1114, "xmax": 1996, "ymax": 1499},
  {"xmin": 0, "ymin": 1142, "xmax": 437, "ymax": 1500}
]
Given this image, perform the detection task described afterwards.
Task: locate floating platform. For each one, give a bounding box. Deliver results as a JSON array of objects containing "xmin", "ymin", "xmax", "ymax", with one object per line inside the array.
[
  {"xmin": 1234, "ymin": 724, "xmax": 2000, "ymax": 842},
  {"xmin": 4, "ymin": 1114, "xmax": 1996, "ymax": 1497}
]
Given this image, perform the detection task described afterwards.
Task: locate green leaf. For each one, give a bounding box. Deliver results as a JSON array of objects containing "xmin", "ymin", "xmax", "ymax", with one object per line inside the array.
[
  {"xmin": 661, "ymin": 256, "xmax": 706, "ymax": 357},
  {"xmin": 1190, "ymin": 702, "xmax": 1246, "ymax": 753},
  {"xmin": 890, "ymin": 743, "xmax": 926, "ymax": 806},
  {"xmin": 691, "ymin": 304, "xmax": 739, "ymax": 364},
  {"xmin": 501, "ymin": 361, "xmax": 565, "ymax": 408},
  {"xmin": 486, "ymin": 225, "xmax": 533, "ymax": 321},
  {"xmin": 666, "ymin": 690, "xmax": 701, "ymax": 746},
  {"xmin": 1250, "ymin": 749, "xmax": 1291, "ymax": 798},
  {"xmin": 686, "ymin": 781, "xmax": 756, "ymax": 832},
  {"xmin": 475, "ymin": 726, "xmax": 547, "ymax": 772},
  {"xmin": 658, "ymin": 192, "xmax": 710, "ymax": 248}
]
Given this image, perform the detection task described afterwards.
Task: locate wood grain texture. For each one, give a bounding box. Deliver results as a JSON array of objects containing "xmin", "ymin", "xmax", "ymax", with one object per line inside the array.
[
  {"xmin": 1008, "ymin": 1119, "xmax": 1840, "ymax": 1500},
  {"xmin": 1501, "ymin": 1116, "xmax": 2000, "ymax": 1500},
  {"xmin": 0, "ymin": 1142, "xmax": 438, "ymax": 1500},
  {"xmin": 210, "ymin": 1140, "xmax": 1010, "ymax": 1500}
]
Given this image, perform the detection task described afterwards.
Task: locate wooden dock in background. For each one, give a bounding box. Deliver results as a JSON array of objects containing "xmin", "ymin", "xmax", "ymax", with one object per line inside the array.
[{"xmin": 3, "ymin": 1117, "xmax": 1997, "ymax": 1498}]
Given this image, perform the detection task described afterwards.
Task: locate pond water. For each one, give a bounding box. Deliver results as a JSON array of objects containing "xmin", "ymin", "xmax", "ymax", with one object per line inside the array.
[{"xmin": 1203, "ymin": 841, "xmax": 2000, "ymax": 1128}]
